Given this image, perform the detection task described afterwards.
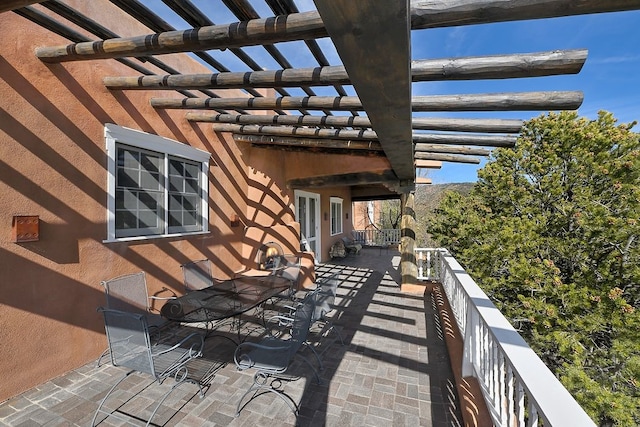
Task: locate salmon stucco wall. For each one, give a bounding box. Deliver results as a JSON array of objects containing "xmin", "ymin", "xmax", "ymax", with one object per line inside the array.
[{"xmin": 0, "ymin": 7, "xmax": 296, "ymax": 402}]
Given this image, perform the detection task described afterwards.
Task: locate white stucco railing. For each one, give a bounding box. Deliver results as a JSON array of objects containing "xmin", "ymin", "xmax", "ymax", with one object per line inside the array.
[
  {"xmin": 415, "ymin": 247, "xmax": 596, "ymax": 427},
  {"xmin": 352, "ymin": 228, "xmax": 401, "ymax": 246}
]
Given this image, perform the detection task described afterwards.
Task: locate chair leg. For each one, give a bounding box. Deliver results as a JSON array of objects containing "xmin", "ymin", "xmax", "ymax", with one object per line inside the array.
[
  {"xmin": 91, "ymin": 370, "xmax": 133, "ymax": 426},
  {"xmin": 235, "ymin": 371, "xmax": 300, "ymax": 417},
  {"xmin": 303, "ymin": 341, "xmax": 324, "ymax": 371}
]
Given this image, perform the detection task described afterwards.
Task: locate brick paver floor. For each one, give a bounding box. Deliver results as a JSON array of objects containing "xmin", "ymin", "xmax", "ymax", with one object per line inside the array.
[{"xmin": 0, "ymin": 247, "xmax": 462, "ymax": 426}]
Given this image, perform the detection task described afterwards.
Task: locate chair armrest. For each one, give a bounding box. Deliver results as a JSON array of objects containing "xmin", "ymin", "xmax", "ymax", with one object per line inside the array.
[{"xmin": 152, "ymin": 332, "xmax": 204, "ymax": 358}]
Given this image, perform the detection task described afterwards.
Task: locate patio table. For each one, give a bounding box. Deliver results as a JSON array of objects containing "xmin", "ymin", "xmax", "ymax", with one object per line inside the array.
[{"xmin": 160, "ymin": 275, "xmax": 291, "ymax": 326}]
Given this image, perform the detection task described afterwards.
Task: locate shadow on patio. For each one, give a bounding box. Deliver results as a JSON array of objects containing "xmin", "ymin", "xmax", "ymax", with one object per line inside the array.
[{"xmin": 0, "ymin": 247, "xmax": 462, "ymax": 427}]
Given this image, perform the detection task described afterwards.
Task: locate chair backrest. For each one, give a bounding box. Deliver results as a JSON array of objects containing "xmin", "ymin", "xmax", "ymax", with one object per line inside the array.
[
  {"xmin": 288, "ymin": 293, "xmax": 315, "ymax": 354},
  {"xmin": 102, "ymin": 272, "xmax": 151, "ymax": 315},
  {"xmin": 313, "ymin": 274, "xmax": 340, "ymax": 321},
  {"xmin": 181, "ymin": 259, "xmax": 213, "ymax": 291},
  {"xmin": 275, "ymin": 254, "xmax": 301, "ymax": 284},
  {"xmin": 100, "ymin": 308, "xmax": 155, "ymax": 376}
]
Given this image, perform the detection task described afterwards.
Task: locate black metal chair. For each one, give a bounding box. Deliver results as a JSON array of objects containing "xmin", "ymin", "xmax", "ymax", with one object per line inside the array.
[
  {"xmin": 233, "ymin": 293, "xmax": 320, "ymax": 417},
  {"xmin": 96, "ymin": 271, "xmax": 174, "ymax": 367},
  {"xmin": 92, "ymin": 308, "xmax": 205, "ymax": 427}
]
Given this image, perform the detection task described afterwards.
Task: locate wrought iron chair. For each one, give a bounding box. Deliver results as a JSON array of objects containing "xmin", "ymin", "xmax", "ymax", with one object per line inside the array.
[
  {"xmin": 96, "ymin": 271, "xmax": 173, "ymax": 366},
  {"xmin": 279, "ymin": 274, "xmax": 345, "ymax": 371},
  {"xmin": 273, "ymin": 254, "xmax": 302, "ymax": 297},
  {"xmin": 341, "ymin": 235, "xmax": 362, "ymax": 255},
  {"xmin": 92, "ymin": 308, "xmax": 205, "ymax": 427},
  {"xmin": 233, "ymin": 293, "xmax": 320, "ymax": 417},
  {"xmin": 181, "ymin": 259, "xmax": 225, "ymax": 291}
]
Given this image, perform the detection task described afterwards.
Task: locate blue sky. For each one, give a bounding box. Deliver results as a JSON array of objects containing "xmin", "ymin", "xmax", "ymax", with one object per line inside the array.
[{"xmin": 148, "ymin": 2, "xmax": 640, "ymax": 184}]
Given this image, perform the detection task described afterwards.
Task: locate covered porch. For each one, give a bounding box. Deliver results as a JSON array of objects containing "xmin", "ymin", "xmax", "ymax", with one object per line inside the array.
[{"xmin": 0, "ymin": 248, "xmax": 463, "ymax": 426}]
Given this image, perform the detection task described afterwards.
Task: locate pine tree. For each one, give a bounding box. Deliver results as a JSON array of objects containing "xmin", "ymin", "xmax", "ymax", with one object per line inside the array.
[{"xmin": 430, "ymin": 111, "xmax": 640, "ymax": 426}]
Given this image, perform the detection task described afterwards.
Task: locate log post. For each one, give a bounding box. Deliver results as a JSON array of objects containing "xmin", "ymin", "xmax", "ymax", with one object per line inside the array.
[{"xmin": 400, "ymin": 192, "xmax": 420, "ymax": 293}]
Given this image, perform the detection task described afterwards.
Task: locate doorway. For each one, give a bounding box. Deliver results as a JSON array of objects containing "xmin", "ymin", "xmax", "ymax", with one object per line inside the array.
[{"xmin": 294, "ymin": 190, "xmax": 321, "ymax": 262}]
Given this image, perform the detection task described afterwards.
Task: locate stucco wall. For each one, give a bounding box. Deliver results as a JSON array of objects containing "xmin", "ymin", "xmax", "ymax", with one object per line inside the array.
[
  {"xmin": 0, "ymin": 6, "xmax": 293, "ymax": 401},
  {"xmin": 0, "ymin": 2, "xmax": 391, "ymax": 402}
]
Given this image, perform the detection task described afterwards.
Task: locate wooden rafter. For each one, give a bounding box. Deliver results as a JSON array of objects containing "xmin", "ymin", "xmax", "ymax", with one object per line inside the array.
[
  {"xmin": 413, "ymin": 133, "xmax": 517, "ymax": 147},
  {"xmin": 213, "ymin": 123, "xmax": 515, "ymax": 149},
  {"xmin": 103, "ymin": 49, "xmax": 587, "ymax": 90},
  {"xmin": 287, "ymin": 170, "xmax": 401, "ymax": 189},
  {"xmin": 188, "ymin": 113, "xmax": 524, "ymax": 134},
  {"xmin": 415, "ymin": 160, "xmax": 442, "ymax": 169},
  {"xmin": 414, "ymin": 145, "xmax": 491, "ymax": 156},
  {"xmin": 414, "ymin": 153, "xmax": 481, "ymax": 164},
  {"xmin": 151, "ymin": 91, "xmax": 583, "ymax": 111},
  {"xmin": 213, "ymin": 123, "xmax": 378, "ymax": 141},
  {"xmin": 0, "ymin": 0, "xmax": 43, "ymax": 13},
  {"xmin": 314, "ymin": 0, "xmax": 413, "ymax": 182},
  {"xmin": 34, "ymin": 1, "xmax": 640, "ymax": 62},
  {"xmin": 232, "ymin": 134, "xmax": 383, "ymax": 156}
]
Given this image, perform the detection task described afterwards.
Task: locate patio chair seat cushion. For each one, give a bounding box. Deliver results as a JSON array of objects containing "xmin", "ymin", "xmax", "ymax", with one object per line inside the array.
[{"xmin": 329, "ymin": 240, "xmax": 346, "ymax": 259}]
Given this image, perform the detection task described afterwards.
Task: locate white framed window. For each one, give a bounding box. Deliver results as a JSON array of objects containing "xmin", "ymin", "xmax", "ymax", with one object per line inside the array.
[
  {"xmin": 104, "ymin": 124, "xmax": 210, "ymax": 242},
  {"xmin": 330, "ymin": 197, "xmax": 343, "ymax": 236}
]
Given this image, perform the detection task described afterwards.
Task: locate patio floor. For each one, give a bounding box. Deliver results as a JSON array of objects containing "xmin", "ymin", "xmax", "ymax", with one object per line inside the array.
[{"xmin": 0, "ymin": 247, "xmax": 462, "ymax": 427}]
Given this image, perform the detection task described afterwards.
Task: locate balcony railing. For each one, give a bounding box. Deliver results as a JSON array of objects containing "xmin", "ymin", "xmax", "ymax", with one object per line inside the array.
[
  {"xmin": 352, "ymin": 228, "xmax": 401, "ymax": 246},
  {"xmin": 415, "ymin": 247, "xmax": 595, "ymax": 427}
]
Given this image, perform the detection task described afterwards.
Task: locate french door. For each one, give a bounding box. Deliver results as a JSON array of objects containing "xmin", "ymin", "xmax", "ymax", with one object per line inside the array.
[{"xmin": 294, "ymin": 190, "xmax": 321, "ymax": 262}]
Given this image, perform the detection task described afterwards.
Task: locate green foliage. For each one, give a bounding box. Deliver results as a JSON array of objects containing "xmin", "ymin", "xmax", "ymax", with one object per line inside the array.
[{"xmin": 430, "ymin": 111, "xmax": 640, "ymax": 426}]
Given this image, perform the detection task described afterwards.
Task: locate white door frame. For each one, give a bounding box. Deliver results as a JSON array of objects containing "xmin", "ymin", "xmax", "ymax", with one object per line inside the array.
[{"xmin": 294, "ymin": 190, "xmax": 322, "ymax": 263}]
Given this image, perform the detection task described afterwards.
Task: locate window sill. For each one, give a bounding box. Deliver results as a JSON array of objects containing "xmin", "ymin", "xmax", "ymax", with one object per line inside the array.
[{"xmin": 103, "ymin": 231, "xmax": 210, "ymax": 244}]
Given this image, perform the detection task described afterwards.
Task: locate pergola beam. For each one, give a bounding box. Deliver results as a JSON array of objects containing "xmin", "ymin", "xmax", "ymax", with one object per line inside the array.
[
  {"xmin": 414, "ymin": 152, "xmax": 481, "ymax": 164},
  {"xmin": 151, "ymin": 91, "xmax": 583, "ymax": 112},
  {"xmin": 188, "ymin": 113, "xmax": 524, "ymax": 133},
  {"xmin": 287, "ymin": 170, "xmax": 401, "ymax": 189},
  {"xmin": 103, "ymin": 49, "xmax": 587, "ymax": 90},
  {"xmin": 415, "ymin": 160, "xmax": 442, "ymax": 169},
  {"xmin": 34, "ymin": 1, "xmax": 640, "ymax": 62},
  {"xmin": 232, "ymin": 134, "xmax": 384, "ymax": 156},
  {"xmin": 314, "ymin": 0, "xmax": 413, "ymax": 181},
  {"xmin": 413, "ymin": 133, "xmax": 517, "ymax": 147},
  {"xmin": 410, "ymin": 0, "xmax": 640, "ymax": 29},
  {"xmin": 414, "ymin": 144, "xmax": 491, "ymax": 156},
  {"xmin": 1, "ymin": 1, "xmax": 43, "ymax": 13},
  {"xmin": 212, "ymin": 123, "xmax": 518, "ymax": 149},
  {"xmin": 213, "ymin": 123, "xmax": 378, "ymax": 140}
]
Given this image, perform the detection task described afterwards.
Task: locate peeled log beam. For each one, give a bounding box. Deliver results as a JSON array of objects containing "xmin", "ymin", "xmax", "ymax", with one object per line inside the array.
[
  {"xmin": 151, "ymin": 91, "xmax": 583, "ymax": 112},
  {"xmin": 415, "ymin": 160, "xmax": 442, "ymax": 169},
  {"xmin": 189, "ymin": 113, "xmax": 524, "ymax": 133},
  {"xmin": 412, "ymin": 91, "xmax": 583, "ymax": 111},
  {"xmin": 104, "ymin": 49, "xmax": 587, "ymax": 90},
  {"xmin": 410, "ymin": 0, "xmax": 640, "ymax": 29},
  {"xmin": 213, "ymin": 123, "xmax": 378, "ymax": 140},
  {"xmin": 287, "ymin": 170, "xmax": 400, "ymax": 189},
  {"xmin": 36, "ymin": 11, "xmax": 326, "ymax": 62},
  {"xmin": 414, "ymin": 152, "xmax": 481, "ymax": 164},
  {"xmin": 414, "ymin": 144, "xmax": 491, "ymax": 156},
  {"xmin": 412, "ymin": 117, "xmax": 523, "ymax": 133},
  {"xmin": 232, "ymin": 134, "xmax": 384, "ymax": 155},
  {"xmin": 2, "ymin": 1, "xmax": 44, "ymax": 13},
  {"xmin": 36, "ymin": 1, "xmax": 640, "ymax": 62},
  {"xmin": 413, "ymin": 133, "xmax": 517, "ymax": 147},
  {"xmin": 188, "ymin": 112, "xmax": 374, "ymax": 128}
]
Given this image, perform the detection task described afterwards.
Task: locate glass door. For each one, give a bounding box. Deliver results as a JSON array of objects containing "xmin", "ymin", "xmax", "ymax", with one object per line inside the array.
[{"xmin": 295, "ymin": 190, "xmax": 321, "ymax": 262}]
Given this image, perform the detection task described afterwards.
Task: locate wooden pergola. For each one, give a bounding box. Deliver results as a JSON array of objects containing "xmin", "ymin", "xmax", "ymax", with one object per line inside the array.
[{"xmin": 10, "ymin": 0, "xmax": 640, "ymax": 192}]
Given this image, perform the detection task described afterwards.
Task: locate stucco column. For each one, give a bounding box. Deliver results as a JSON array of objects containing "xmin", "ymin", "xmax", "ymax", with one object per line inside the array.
[{"xmin": 400, "ymin": 192, "xmax": 419, "ymax": 292}]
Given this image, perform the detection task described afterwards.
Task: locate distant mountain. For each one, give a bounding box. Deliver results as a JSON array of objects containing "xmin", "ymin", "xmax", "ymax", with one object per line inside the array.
[
  {"xmin": 414, "ymin": 183, "xmax": 475, "ymax": 246},
  {"xmin": 415, "ymin": 182, "xmax": 474, "ymax": 211}
]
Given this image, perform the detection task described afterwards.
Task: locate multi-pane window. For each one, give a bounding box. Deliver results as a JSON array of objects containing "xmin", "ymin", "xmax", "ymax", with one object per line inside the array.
[
  {"xmin": 330, "ymin": 197, "xmax": 343, "ymax": 236},
  {"xmin": 105, "ymin": 124, "xmax": 210, "ymax": 242}
]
